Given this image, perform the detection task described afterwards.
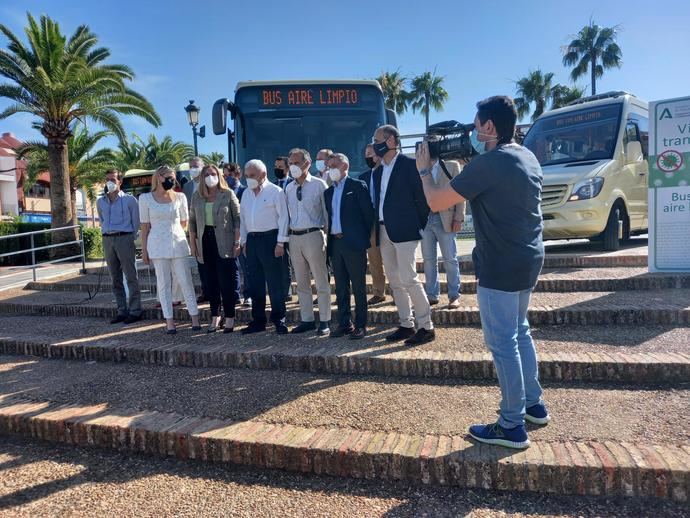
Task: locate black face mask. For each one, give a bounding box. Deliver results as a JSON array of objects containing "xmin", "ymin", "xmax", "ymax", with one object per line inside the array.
[
  {"xmin": 162, "ymin": 177, "xmax": 175, "ymax": 191},
  {"xmin": 365, "ymin": 157, "xmax": 377, "ymax": 169},
  {"xmin": 373, "ymin": 140, "xmax": 390, "ymax": 158},
  {"xmin": 274, "ymin": 168, "xmax": 286, "ymax": 179}
]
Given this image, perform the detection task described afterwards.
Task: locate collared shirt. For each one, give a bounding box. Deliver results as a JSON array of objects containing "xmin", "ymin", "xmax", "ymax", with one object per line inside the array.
[
  {"xmin": 330, "ymin": 177, "xmax": 347, "ymax": 234},
  {"xmin": 431, "ymin": 160, "xmax": 440, "ymax": 182},
  {"xmin": 379, "ymin": 152, "xmax": 399, "ymax": 222},
  {"xmin": 239, "ymin": 180, "xmax": 289, "ymax": 245},
  {"xmin": 285, "ymin": 174, "xmax": 328, "ymax": 231},
  {"xmin": 96, "ymin": 191, "xmax": 140, "ymax": 234},
  {"xmin": 275, "ymin": 177, "xmax": 289, "ymax": 191}
]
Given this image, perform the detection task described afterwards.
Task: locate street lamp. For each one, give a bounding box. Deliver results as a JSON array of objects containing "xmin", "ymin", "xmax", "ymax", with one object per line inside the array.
[{"xmin": 184, "ymin": 100, "xmax": 205, "ymax": 156}]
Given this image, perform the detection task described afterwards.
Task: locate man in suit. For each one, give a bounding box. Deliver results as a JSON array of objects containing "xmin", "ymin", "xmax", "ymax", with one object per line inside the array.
[
  {"xmin": 273, "ymin": 156, "xmax": 293, "ymax": 302},
  {"xmin": 372, "ymin": 125, "xmax": 435, "ymax": 345},
  {"xmin": 182, "ymin": 156, "xmax": 209, "ymax": 304},
  {"xmin": 420, "ymin": 143, "xmax": 466, "ymax": 309},
  {"xmin": 358, "ymin": 144, "xmax": 387, "ymax": 305},
  {"xmin": 324, "ymin": 153, "xmax": 375, "ymax": 339}
]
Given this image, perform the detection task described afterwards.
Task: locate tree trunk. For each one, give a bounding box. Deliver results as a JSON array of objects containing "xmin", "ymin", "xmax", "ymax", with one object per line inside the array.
[
  {"xmin": 425, "ymin": 93, "xmax": 430, "ymax": 131},
  {"xmin": 46, "ymin": 138, "xmax": 78, "ymax": 257},
  {"xmin": 591, "ymin": 54, "xmax": 597, "ymax": 95}
]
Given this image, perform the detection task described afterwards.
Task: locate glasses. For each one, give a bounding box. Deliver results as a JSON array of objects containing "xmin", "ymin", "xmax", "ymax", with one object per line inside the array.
[{"xmin": 296, "ymin": 185, "xmax": 302, "ymax": 202}]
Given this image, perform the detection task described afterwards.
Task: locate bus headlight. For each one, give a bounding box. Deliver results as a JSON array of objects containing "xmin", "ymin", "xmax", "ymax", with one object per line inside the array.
[{"xmin": 568, "ymin": 177, "xmax": 604, "ymax": 201}]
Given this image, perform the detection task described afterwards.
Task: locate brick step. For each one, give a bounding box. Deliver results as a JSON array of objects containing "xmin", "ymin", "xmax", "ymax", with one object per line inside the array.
[
  {"xmin": 3, "ymin": 288, "xmax": 690, "ymax": 326},
  {"xmin": 0, "ymin": 354, "xmax": 687, "ymax": 501},
  {"xmin": 0, "ymin": 315, "xmax": 688, "ymax": 384},
  {"xmin": 27, "ymin": 267, "xmax": 690, "ymax": 295}
]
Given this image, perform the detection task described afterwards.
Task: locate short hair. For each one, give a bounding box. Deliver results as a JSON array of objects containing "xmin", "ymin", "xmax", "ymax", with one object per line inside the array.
[
  {"xmin": 378, "ymin": 124, "xmax": 400, "ymax": 144},
  {"xmin": 288, "ymin": 148, "xmax": 311, "ymax": 163},
  {"xmin": 317, "ymin": 148, "xmax": 333, "ymax": 157},
  {"xmin": 327, "ymin": 152, "xmax": 349, "ymax": 166},
  {"xmin": 105, "ymin": 168, "xmax": 122, "ymax": 181},
  {"xmin": 364, "ymin": 143, "xmax": 374, "ymax": 153},
  {"xmin": 275, "ymin": 156, "xmax": 289, "ymax": 168},
  {"xmin": 198, "ymin": 164, "xmax": 230, "ymax": 199},
  {"xmin": 224, "ymin": 162, "xmax": 241, "ymax": 174},
  {"xmin": 245, "ymin": 159, "xmax": 267, "ymax": 175},
  {"xmin": 150, "ymin": 165, "xmax": 177, "ymax": 191},
  {"xmin": 189, "ymin": 156, "xmax": 204, "ymax": 166},
  {"xmin": 476, "ymin": 96, "xmax": 517, "ymax": 144}
]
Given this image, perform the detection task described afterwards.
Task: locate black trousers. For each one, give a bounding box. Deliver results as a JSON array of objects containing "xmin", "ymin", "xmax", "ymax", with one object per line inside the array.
[
  {"xmin": 202, "ymin": 227, "xmax": 237, "ymax": 318},
  {"xmin": 330, "ymin": 237, "xmax": 368, "ymax": 329},
  {"xmin": 280, "ymin": 244, "xmax": 292, "ymax": 299},
  {"xmin": 246, "ymin": 230, "xmax": 286, "ymax": 326}
]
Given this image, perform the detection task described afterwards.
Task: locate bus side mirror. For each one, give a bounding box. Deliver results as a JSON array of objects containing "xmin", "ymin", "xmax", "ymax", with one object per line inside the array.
[
  {"xmin": 625, "ymin": 141, "xmax": 643, "ymax": 164},
  {"xmin": 385, "ymin": 108, "xmax": 398, "ymax": 127},
  {"xmin": 212, "ymin": 99, "xmax": 230, "ymax": 135}
]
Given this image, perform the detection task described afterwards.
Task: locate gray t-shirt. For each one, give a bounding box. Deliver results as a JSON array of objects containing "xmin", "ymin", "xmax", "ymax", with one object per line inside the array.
[{"xmin": 451, "ymin": 143, "xmax": 544, "ymax": 292}]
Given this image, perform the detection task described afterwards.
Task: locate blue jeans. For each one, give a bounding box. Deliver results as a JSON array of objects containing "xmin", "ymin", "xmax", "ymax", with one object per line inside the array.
[
  {"xmin": 422, "ymin": 214, "xmax": 460, "ymax": 300},
  {"xmin": 477, "ymin": 286, "xmax": 543, "ymax": 429}
]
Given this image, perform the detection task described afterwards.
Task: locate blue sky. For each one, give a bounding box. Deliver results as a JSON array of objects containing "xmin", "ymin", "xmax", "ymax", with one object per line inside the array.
[{"xmin": 1, "ymin": 0, "xmax": 690, "ymax": 158}]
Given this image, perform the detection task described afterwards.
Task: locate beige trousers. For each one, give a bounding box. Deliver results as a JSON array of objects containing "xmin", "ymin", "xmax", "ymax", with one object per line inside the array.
[
  {"xmin": 289, "ymin": 230, "xmax": 331, "ymax": 322},
  {"xmin": 368, "ymin": 226, "xmax": 386, "ymax": 297}
]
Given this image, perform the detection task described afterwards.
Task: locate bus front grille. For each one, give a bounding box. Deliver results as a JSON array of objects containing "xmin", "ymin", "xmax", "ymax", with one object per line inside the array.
[{"xmin": 541, "ymin": 184, "xmax": 569, "ymax": 208}]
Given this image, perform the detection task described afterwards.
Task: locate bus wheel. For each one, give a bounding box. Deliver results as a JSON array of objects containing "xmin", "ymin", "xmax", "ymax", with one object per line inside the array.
[{"xmin": 602, "ymin": 204, "xmax": 624, "ymax": 251}]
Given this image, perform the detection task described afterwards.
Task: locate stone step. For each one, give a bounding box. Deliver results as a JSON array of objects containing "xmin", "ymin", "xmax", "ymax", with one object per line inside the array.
[
  {"xmin": 3, "ymin": 288, "xmax": 690, "ymax": 326},
  {"xmin": 0, "ymin": 355, "xmax": 687, "ymax": 501},
  {"xmin": 27, "ymin": 267, "xmax": 690, "ymax": 295},
  {"xmin": 1, "ymin": 315, "xmax": 688, "ymax": 384}
]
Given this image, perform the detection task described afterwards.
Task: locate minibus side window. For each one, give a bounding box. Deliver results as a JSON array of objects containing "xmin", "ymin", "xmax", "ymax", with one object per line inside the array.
[{"xmin": 626, "ymin": 113, "xmax": 649, "ymax": 158}]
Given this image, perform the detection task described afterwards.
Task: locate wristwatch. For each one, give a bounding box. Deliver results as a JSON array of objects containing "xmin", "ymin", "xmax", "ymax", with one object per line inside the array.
[{"xmin": 419, "ymin": 168, "xmax": 432, "ymax": 177}]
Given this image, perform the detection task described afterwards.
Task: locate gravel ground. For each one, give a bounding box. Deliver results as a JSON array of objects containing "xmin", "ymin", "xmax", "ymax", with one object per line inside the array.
[
  {"xmin": 1, "ymin": 314, "xmax": 689, "ymax": 356},
  {"xmin": 1, "ymin": 355, "xmax": 688, "ymax": 444},
  {"xmin": 0, "ymin": 436, "xmax": 685, "ymax": 518}
]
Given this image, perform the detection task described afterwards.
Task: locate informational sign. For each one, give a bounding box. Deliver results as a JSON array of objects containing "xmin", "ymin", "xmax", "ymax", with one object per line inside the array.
[
  {"xmin": 260, "ymin": 87, "xmax": 361, "ymax": 108},
  {"xmin": 649, "ymin": 96, "xmax": 690, "ymax": 271}
]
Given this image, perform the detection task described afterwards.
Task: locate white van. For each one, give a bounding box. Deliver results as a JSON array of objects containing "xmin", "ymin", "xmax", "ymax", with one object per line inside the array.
[{"xmin": 522, "ymin": 91, "xmax": 649, "ymax": 250}]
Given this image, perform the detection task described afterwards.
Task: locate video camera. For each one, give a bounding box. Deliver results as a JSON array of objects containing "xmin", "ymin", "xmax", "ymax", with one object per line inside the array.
[{"xmin": 416, "ymin": 120, "xmax": 476, "ymax": 161}]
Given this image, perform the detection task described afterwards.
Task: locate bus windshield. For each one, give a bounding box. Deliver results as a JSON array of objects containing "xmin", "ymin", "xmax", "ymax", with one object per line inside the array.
[
  {"xmin": 523, "ymin": 104, "xmax": 622, "ymax": 166},
  {"xmin": 234, "ymin": 83, "xmax": 385, "ymax": 177}
]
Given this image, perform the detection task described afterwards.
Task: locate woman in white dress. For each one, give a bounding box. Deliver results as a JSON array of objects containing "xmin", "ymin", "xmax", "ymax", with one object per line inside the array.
[{"xmin": 140, "ymin": 165, "xmax": 201, "ymax": 334}]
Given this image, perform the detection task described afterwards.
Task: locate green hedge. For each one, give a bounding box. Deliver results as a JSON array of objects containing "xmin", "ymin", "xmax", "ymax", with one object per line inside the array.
[
  {"xmin": 82, "ymin": 227, "xmax": 103, "ymax": 260},
  {"xmin": 0, "ymin": 221, "xmax": 52, "ymax": 266}
]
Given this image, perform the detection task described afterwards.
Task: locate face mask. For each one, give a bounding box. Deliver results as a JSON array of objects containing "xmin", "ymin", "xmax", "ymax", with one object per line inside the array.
[
  {"xmin": 246, "ymin": 177, "xmax": 259, "ymax": 190},
  {"xmin": 274, "ymin": 168, "xmax": 286, "ymax": 179},
  {"xmin": 189, "ymin": 167, "xmax": 201, "ymax": 179},
  {"xmin": 226, "ymin": 176, "xmax": 239, "ymax": 189},
  {"xmin": 205, "ymin": 175, "xmax": 219, "ymax": 188},
  {"xmin": 289, "ymin": 164, "xmax": 304, "ymax": 179},
  {"xmin": 365, "ymin": 157, "xmax": 377, "ymax": 169},
  {"xmin": 105, "ymin": 181, "xmax": 118, "ymax": 193},
  {"xmin": 328, "ymin": 168, "xmax": 342, "ymax": 182},
  {"xmin": 471, "ymin": 126, "xmax": 498, "ymax": 155},
  {"xmin": 373, "ymin": 140, "xmax": 390, "ymax": 158},
  {"xmin": 315, "ymin": 159, "xmax": 326, "ymax": 172},
  {"xmin": 161, "ymin": 177, "xmax": 175, "ymax": 191}
]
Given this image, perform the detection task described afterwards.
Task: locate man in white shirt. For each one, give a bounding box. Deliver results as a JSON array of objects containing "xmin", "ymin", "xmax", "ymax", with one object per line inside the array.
[
  {"xmin": 315, "ymin": 148, "xmax": 333, "ymax": 185},
  {"xmin": 285, "ymin": 148, "xmax": 331, "ymax": 336},
  {"xmin": 239, "ymin": 159, "xmax": 290, "ymax": 335}
]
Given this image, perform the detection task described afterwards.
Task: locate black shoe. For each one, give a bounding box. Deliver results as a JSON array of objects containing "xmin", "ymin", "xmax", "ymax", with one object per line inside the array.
[
  {"xmin": 317, "ymin": 321, "xmax": 331, "ymax": 336},
  {"xmin": 166, "ymin": 328, "xmax": 177, "ymax": 335},
  {"xmin": 313, "ymin": 297, "xmax": 319, "ymax": 305},
  {"xmin": 285, "ymin": 295, "xmax": 293, "ymax": 303},
  {"xmin": 291, "ymin": 321, "xmax": 316, "ymax": 334},
  {"xmin": 427, "ymin": 297, "xmax": 440, "ymax": 306},
  {"xmin": 242, "ymin": 298, "xmax": 252, "ymax": 308},
  {"xmin": 241, "ymin": 322, "xmax": 266, "ymax": 335},
  {"xmin": 331, "ymin": 325, "xmax": 354, "ymax": 338},
  {"xmin": 350, "ymin": 327, "xmax": 366, "ymax": 340},
  {"xmin": 207, "ymin": 325, "xmax": 218, "ymax": 334},
  {"xmin": 110, "ymin": 314, "xmax": 128, "ymax": 324},
  {"xmin": 197, "ymin": 295, "xmax": 208, "ymax": 304},
  {"xmin": 276, "ymin": 323, "xmax": 289, "ymax": 335},
  {"xmin": 223, "ymin": 327, "xmax": 234, "ymax": 334},
  {"xmin": 385, "ymin": 327, "xmax": 416, "ymax": 342},
  {"xmin": 367, "ymin": 295, "xmax": 386, "ymax": 305},
  {"xmin": 404, "ymin": 328, "xmax": 436, "ymax": 345},
  {"xmin": 123, "ymin": 314, "xmax": 142, "ymax": 325},
  {"xmin": 192, "ymin": 325, "xmax": 202, "ymax": 331}
]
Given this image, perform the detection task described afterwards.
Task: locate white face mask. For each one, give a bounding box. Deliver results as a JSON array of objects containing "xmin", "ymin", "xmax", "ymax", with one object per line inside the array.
[
  {"xmin": 189, "ymin": 167, "xmax": 201, "ymax": 179},
  {"xmin": 328, "ymin": 168, "xmax": 342, "ymax": 182},
  {"xmin": 205, "ymin": 175, "xmax": 219, "ymax": 188},
  {"xmin": 315, "ymin": 159, "xmax": 326, "ymax": 172},
  {"xmin": 105, "ymin": 181, "xmax": 118, "ymax": 193},
  {"xmin": 246, "ymin": 177, "xmax": 259, "ymax": 190},
  {"xmin": 289, "ymin": 164, "xmax": 304, "ymax": 179}
]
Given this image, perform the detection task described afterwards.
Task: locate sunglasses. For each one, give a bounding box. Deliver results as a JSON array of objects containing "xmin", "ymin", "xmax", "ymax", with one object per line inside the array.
[{"xmin": 296, "ymin": 185, "xmax": 302, "ymax": 202}]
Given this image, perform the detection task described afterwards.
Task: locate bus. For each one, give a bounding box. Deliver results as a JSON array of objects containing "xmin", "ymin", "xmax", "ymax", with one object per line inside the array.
[
  {"xmin": 121, "ymin": 163, "xmax": 191, "ymax": 198},
  {"xmin": 212, "ymin": 80, "xmax": 396, "ymax": 177}
]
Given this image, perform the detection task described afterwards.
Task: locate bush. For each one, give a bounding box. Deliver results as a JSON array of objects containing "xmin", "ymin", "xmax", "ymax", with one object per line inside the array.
[
  {"xmin": 0, "ymin": 220, "xmax": 52, "ymax": 266},
  {"xmin": 81, "ymin": 227, "xmax": 103, "ymax": 260}
]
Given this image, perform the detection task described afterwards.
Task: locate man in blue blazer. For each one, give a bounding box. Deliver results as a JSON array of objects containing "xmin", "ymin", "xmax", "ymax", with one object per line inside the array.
[
  {"xmin": 324, "ymin": 152, "xmax": 375, "ymax": 339},
  {"xmin": 372, "ymin": 125, "xmax": 435, "ymax": 345}
]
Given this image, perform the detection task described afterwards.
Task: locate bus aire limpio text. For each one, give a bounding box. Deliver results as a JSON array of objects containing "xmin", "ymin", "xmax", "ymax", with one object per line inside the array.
[{"xmin": 262, "ymin": 88, "xmax": 360, "ymax": 106}]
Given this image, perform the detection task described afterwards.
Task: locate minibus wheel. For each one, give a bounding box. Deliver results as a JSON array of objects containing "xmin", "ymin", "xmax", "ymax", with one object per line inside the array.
[{"xmin": 602, "ymin": 203, "xmax": 625, "ymax": 251}]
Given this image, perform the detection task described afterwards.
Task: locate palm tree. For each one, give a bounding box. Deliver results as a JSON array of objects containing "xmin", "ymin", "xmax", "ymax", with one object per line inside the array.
[
  {"xmin": 551, "ymin": 84, "xmax": 585, "ymax": 109},
  {"xmin": 201, "ymin": 151, "xmax": 225, "ymax": 167},
  {"xmin": 514, "ymin": 69, "xmax": 556, "ymax": 122},
  {"xmin": 376, "ymin": 70, "xmax": 410, "ymax": 116},
  {"xmin": 113, "ymin": 136, "xmax": 146, "ymax": 172},
  {"xmin": 18, "ymin": 124, "xmax": 116, "ymax": 226},
  {"xmin": 562, "ymin": 21, "xmax": 622, "ymax": 95},
  {"xmin": 142, "ymin": 135, "xmax": 193, "ymax": 169},
  {"xmin": 0, "ymin": 13, "xmax": 160, "ymax": 251},
  {"xmin": 408, "ymin": 71, "xmax": 449, "ymax": 130}
]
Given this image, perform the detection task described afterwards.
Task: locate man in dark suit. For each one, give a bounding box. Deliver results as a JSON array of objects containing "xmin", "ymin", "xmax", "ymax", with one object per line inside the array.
[
  {"xmin": 325, "ymin": 152, "xmax": 375, "ymax": 339},
  {"xmin": 372, "ymin": 125, "xmax": 435, "ymax": 345},
  {"xmin": 273, "ymin": 156, "xmax": 293, "ymax": 302}
]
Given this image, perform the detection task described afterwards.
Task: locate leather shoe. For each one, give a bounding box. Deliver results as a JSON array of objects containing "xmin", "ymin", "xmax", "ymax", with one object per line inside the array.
[
  {"xmin": 197, "ymin": 295, "xmax": 208, "ymax": 304},
  {"xmin": 404, "ymin": 328, "xmax": 436, "ymax": 345},
  {"xmin": 123, "ymin": 314, "xmax": 142, "ymax": 325},
  {"xmin": 110, "ymin": 314, "xmax": 127, "ymax": 324},
  {"xmin": 367, "ymin": 295, "xmax": 386, "ymax": 305},
  {"xmin": 448, "ymin": 297, "xmax": 460, "ymax": 309},
  {"xmin": 317, "ymin": 322, "xmax": 331, "ymax": 336},
  {"xmin": 331, "ymin": 325, "xmax": 354, "ymax": 338},
  {"xmin": 276, "ymin": 323, "xmax": 289, "ymax": 335},
  {"xmin": 241, "ymin": 322, "xmax": 266, "ymax": 335},
  {"xmin": 427, "ymin": 297, "xmax": 440, "ymax": 306},
  {"xmin": 349, "ymin": 327, "xmax": 366, "ymax": 340},
  {"xmin": 291, "ymin": 321, "xmax": 316, "ymax": 334},
  {"xmin": 385, "ymin": 327, "xmax": 416, "ymax": 342}
]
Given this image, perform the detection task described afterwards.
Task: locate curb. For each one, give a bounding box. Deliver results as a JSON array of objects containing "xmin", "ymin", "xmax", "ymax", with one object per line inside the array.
[{"xmin": 0, "ymin": 396, "xmax": 686, "ymax": 501}]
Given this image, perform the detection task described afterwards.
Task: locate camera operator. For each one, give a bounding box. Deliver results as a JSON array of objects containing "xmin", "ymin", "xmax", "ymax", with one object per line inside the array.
[{"xmin": 416, "ymin": 96, "xmax": 548, "ymax": 450}]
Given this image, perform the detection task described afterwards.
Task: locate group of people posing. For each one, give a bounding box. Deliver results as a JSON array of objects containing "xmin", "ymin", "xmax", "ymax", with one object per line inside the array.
[{"xmin": 98, "ymin": 95, "xmax": 550, "ymax": 449}]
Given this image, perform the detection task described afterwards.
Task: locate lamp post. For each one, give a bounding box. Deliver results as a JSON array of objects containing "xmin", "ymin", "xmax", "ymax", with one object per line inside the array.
[{"xmin": 184, "ymin": 100, "xmax": 205, "ymax": 156}]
